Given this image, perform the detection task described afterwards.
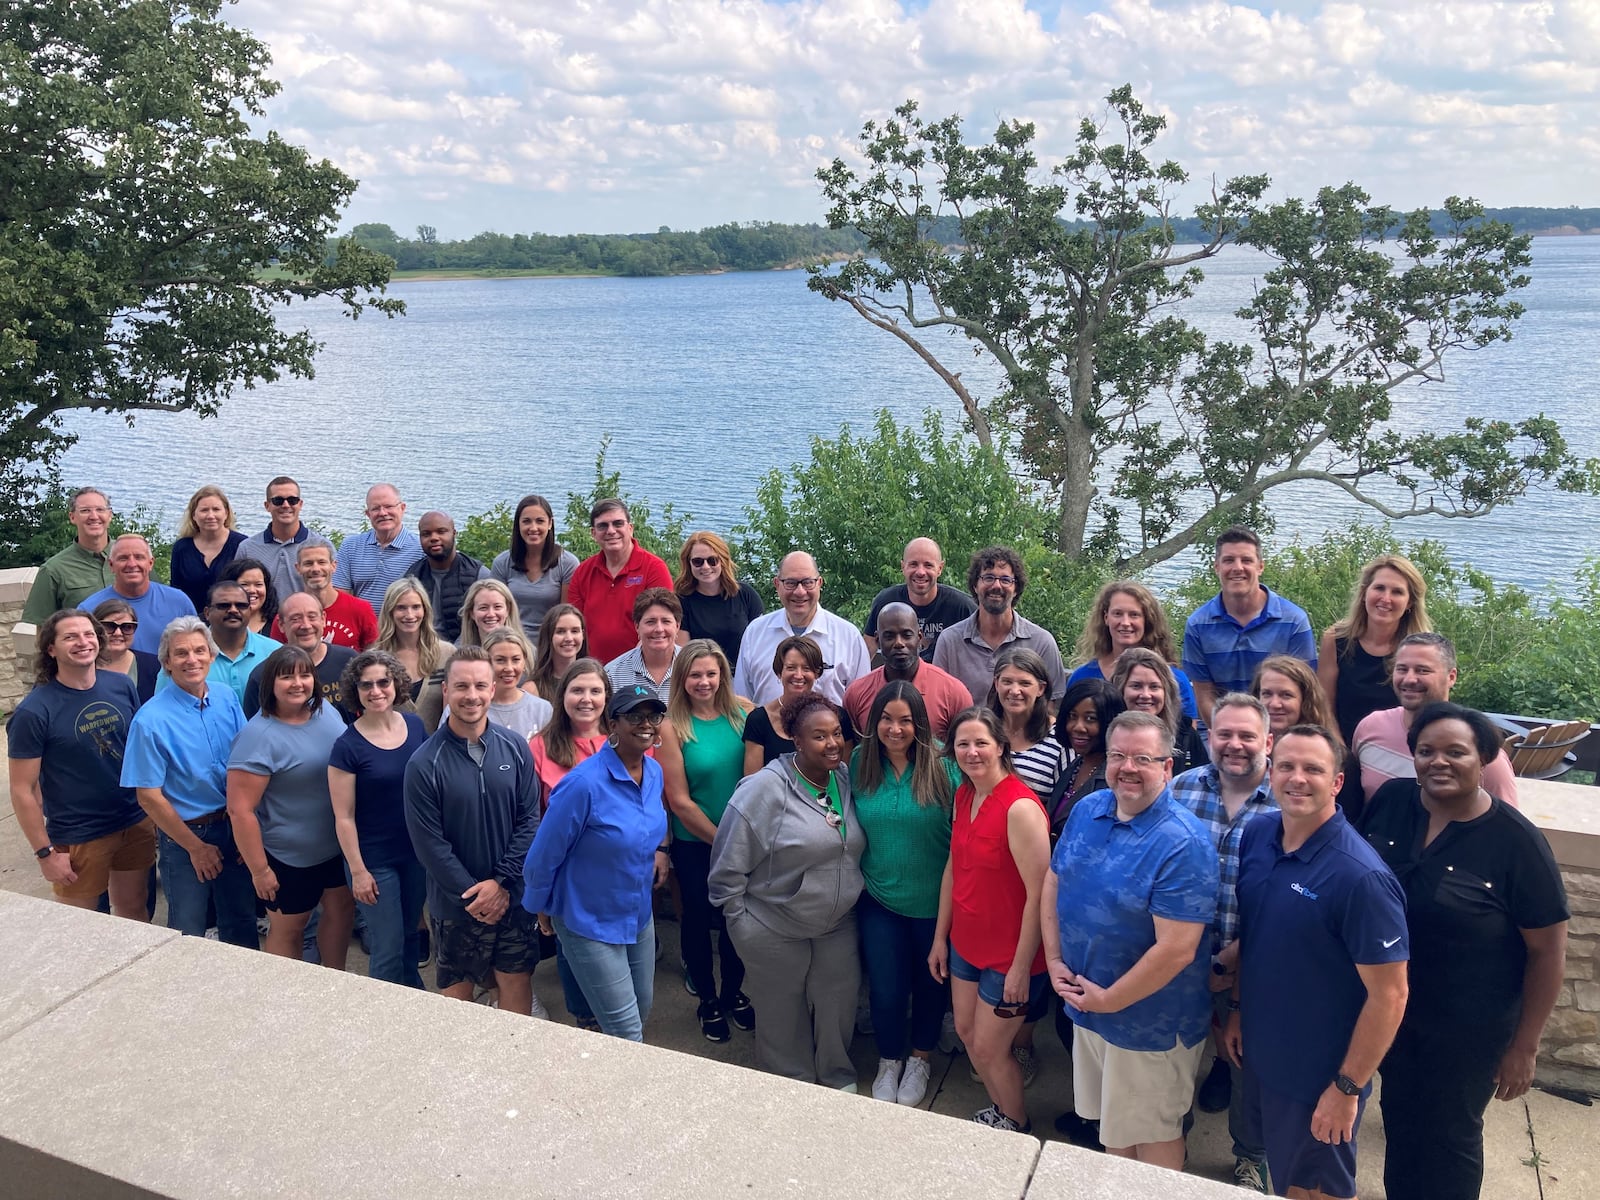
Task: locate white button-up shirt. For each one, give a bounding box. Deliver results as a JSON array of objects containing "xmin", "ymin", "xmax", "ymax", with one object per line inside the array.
[{"xmin": 733, "ymin": 605, "xmax": 872, "ymax": 705}]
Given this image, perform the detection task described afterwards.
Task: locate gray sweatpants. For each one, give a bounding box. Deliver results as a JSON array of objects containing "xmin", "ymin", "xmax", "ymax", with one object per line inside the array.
[{"xmin": 727, "ymin": 912, "xmax": 860, "ymax": 1089}]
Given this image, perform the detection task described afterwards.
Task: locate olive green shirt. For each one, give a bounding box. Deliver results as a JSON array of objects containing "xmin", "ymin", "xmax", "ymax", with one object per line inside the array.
[{"xmin": 21, "ymin": 542, "xmax": 114, "ymax": 623}]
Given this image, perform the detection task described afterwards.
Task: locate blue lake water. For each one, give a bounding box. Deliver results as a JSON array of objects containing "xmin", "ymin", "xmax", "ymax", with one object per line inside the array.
[{"xmin": 60, "ymin": 238, "xmax": 1600, "ymax": 593}]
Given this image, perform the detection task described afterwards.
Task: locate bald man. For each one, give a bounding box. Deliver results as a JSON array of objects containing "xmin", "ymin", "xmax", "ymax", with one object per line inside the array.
[
  {"xmin": 734, "ymin": 551, "xmax": 870, "ymax": 705},
  {"xmin": 863, "ymin": 537, "xmax": 976, "ymax": 662},
  {"xmin": 403, "ymin": 510, "xmax": 489, "ymax": 642}
]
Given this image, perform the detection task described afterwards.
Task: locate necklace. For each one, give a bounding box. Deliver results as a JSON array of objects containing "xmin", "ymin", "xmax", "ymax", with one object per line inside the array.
[{"xmin": 796, "ymin": 765, "xmax": 830, "ymax": 792}]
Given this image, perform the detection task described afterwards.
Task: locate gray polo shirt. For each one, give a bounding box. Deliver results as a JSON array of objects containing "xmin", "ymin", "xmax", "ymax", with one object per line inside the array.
[
  {"xmin": 930, "ymin": 611, "xmax": 1067, "ymax": 704},
  {"xmin": 239, "ymin": 524, "xmax": 332, "ymax": 601}
]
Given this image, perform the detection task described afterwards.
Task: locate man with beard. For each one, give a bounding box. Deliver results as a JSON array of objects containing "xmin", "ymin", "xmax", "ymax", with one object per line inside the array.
[
  {"xmin": 244, "ymin": 591, "xmax": 356, "ymax": 722},
  {"xmin": 842, "ymin": 602, "xmax": 972, "ymax": 740},
  {"xmin": 933, "ymin": 546, "xmax": 1066, "ymax": 706},
  {"xmin": 734, "ymin": 551, "xmax": 870, "ymax": 705},
  {"xmin": 1169, "ymin": 693, "xmax": 1276, "ymax": 1191},
  {"xmin": 404, "ymin": 510, "xmax": 488, "ymax": 642},
  {"xmin": 1349, "ymin": 631, "xmax": 1517, "ymax": 816},
  {"xmin": 862, "ymin": 538, "xmax": 976, "ymax": 661}
]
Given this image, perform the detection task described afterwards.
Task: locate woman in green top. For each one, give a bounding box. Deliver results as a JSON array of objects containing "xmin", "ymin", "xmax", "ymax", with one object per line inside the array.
[
  {"xmin": 852, "ymin": 680, "xmax": 958, "ymax": 1108},
  {"xmin": 657, "ymin": 639, "xmax": 757, "ymax": 1045}
]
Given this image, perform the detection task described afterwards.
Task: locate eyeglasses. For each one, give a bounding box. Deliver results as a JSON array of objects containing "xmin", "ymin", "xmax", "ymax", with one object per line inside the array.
[
  {"xmin": 209, "ymin": 601, "xmax": 249, "ymax": 612},
  {"xmin": 357, "ymin": 677, "xmax": 394, "ymax": 691},
  {"xmin": 978, "ymin": 573, "xmax": 1016, "ymax": 587},
  {"xmin": 778, "ymin": 576, "xmax": 820, "ymax": 590},
  {"xmin": 366, "ymin": 504, "xmax": 400, "ymax": 514},
  {"xmin": 689, "ymin": 556, "xmax": 719, "ymax": 568},
  {"xmin": 592, "ymin": 518, "xmax": 628, "ymax": 531},
  {"xmin": 268, "ymin": 495, "xmax": 302, "ymax": 507},
  {"xmin": 1105, "ymin": 751, "xmax": 1171, "ymax": 768},
  {"xmin": 620, "ymin": 710, "xmax": 665, "ymax": 726},
  {"xmin": 101, "ymin": 621, "xmax": 137, "ymax": 635}
]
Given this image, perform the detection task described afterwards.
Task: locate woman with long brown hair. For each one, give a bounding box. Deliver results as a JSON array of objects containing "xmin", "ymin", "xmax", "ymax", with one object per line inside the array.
[
  {"xmin": 673, "ymin": 531, "xmax": 763, "ymax": 664},
  {"xmin": 1318, "ymin": 554, "xmax": 1432, "ymax": 743},
  {"xmin": 491, "ymin": 493, "xmax": 579, "ymax": 645}
]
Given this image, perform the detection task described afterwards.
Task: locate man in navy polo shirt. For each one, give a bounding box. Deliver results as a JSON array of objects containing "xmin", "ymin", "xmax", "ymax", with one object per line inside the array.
[
  {"xmin": 1225, "ymin": 725, "xmax": 1408, "ymax": 1200},
  {"xmin": 1044, "ymin": 710, "xmax": 1217, "ymax": 1173},
  {"xmin": 1181, "ymin": 527, "xmax": 1316, "ymax": 726}
]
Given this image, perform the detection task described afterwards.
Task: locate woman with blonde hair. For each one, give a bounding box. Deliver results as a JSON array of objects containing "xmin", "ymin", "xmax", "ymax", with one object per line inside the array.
[
  {"xmin": 479, "ymin": 627, "xmax": 553, "ymax": 738},
  {"xmin": 375, "ymin": 578, "xmax": 451, "ymax": 702},
  {"xmin": 170, "ymin": 485, "xmax": 247, "ymax": 612},
  {"xmin": 1108, "ymin": 647, "xmax": 1206, "ymax": 772},
  {"xmin": 673, "ymin": 531, "xmax": 763, "ymax": 664},
  {"xmin": 1069, "ymin": 580, "xmax": 1198, "ymax": 720},
  {"xmin": 1318, "ymin": 554, "xmax": 1432, "ymax": 742},
  {"xmin": 530, "ymin": 604, "xmax": 588, "ymax": 704},
  {"xmin": 1251, "ymin": 655, "xmax": 1333, "ymax": 737},
  {"xmin": 456, "ymin": 578, "xmax": 523, "ymax": 650},
  {"xmin": 655, "ymin": 639, "xmax": 756, "ymax": 1043}
]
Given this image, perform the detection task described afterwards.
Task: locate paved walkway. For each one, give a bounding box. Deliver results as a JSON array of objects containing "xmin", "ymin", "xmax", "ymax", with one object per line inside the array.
[{"xmin": 1, "ymin": 726, "xmax": 1591, "ymax": 1196}]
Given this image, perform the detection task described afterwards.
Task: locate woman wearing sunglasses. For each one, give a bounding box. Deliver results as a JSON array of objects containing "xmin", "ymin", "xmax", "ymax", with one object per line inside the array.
[
  {"xmin": 91, "ymin": 598, "xmax": 159, "ymax": 703},
  {"xmin": 673, "ymin": 531, "xmax": 763, "ymax": 665}
]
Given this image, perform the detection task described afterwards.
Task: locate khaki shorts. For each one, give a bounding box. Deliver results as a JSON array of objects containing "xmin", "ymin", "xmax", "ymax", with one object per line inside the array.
[
  {"xmin": 1073, "ymin": 1024, "xmax": 1207, "ymax": 1149},
  {"xmin": 53, "ymin": 819, "xmax": 157, "ymax": 900}
]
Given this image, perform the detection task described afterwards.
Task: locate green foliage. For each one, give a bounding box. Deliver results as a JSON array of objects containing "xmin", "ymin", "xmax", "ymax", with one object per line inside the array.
[
  {"xmin": 0, "ymin": 471, "xmax": 172, "ymax": 580},
  {"xmin": 813, "ymin": 87, "xmax": 1595, "ymax": 572},
  {"xmin": 1, "ymin": 0, "xmax": 400, "ymax": 519},
  {"xmin": 456, "ymin": 503, "xmax": 514, "ymax": 567},
  {"xmin": 559, "ymin": 436, "xmax": 692, "ymax": 565}
]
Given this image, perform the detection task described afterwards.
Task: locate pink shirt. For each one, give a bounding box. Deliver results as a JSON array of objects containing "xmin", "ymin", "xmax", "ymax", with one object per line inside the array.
[
  {"xmin": 1351, "ymin": 706, "xmax": 1519, "ymax": 807},
  {"xmin": 842, "ymin": 662, "xmax": 974, "ymax": 744}
]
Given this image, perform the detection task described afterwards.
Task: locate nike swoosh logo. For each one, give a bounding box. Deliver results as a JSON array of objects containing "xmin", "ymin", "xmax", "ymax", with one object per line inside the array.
[{"xmin": 1382, "ymin": 936, "xmax": 1402, "ymax": 949}]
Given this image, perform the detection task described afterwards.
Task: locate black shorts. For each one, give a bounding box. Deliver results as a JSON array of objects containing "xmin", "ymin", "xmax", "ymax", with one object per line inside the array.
[
  {"xmin": 264, "ymin": 851, "xmax": 348, "ymax": 915},
  {"xmin": 434, "ymin": 906, "xmax": 540, "ymax": 990},
  {"xmin": 1252, "ymin": 1072, "xmax": 1364, "ymax": 1198}
]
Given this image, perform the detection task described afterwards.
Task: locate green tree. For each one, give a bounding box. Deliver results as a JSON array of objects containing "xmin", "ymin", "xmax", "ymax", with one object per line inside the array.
[
  {"xmin": 0, "ymin": 0, "xmax": 401, "ymax": 531},
  {"xmin": 811, "ymin": 86, "xmax": 1598, "ymax": 571}
]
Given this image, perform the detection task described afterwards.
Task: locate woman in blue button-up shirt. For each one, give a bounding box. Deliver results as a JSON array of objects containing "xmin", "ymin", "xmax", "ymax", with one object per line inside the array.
[{"xmin": 523, "ymin": 684, "xmax": 669, "ymax": 1041}]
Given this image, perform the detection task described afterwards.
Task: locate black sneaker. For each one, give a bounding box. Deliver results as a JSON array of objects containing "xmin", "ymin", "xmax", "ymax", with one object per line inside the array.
[
  {"xmin": 1198, "ymin": 1056, "xmax": 1231, "ymax": 1113},
  {"xmin": 1052, "ymin": 1111, "xmax": 1103, "ymax": 1151},
  {"xmin": 725, "ymin": 992, "xmax": 756, "ymax": 1032},
  {"xmin": 416, "ymin": 926, "xmax": 433, "ymax": 970},
  {"xmin": 698, "ymin": 1001, "xmax": 731, "ymax": 1043}
]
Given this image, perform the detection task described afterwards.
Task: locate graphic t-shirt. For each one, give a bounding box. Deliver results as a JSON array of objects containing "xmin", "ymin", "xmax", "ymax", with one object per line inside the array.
[{"xmin": 7, "ymin": 674, "xmax": 144, "ymax": 843}]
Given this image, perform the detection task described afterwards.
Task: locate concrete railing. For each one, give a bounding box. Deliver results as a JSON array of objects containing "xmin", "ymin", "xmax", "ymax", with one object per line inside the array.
[
  {"xmin": 0, "ymin": 893, "xmax": 1250, "ymax": 1199},
  {"xmin": 0, "ymin": 567, "xmax": 35, "ymax": 716}
]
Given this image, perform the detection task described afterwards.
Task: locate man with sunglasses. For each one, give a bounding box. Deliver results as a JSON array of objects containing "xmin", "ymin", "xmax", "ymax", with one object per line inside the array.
[
  {"xmin": 933, "ymin": 545, "xmax": 1066, "ymax": 707},
  {"xmin": 240, "ymin": 475, "xmax": 332, "ymax": 601},
  {"xmin": 566, "ymin": 498, "xmax": 673, "ymax": 664},
  {"xmin": 733, "ymin": 551, "xmax": 870, "ymax": 705},
  {"xmin": 158, "ymin": 581, "xmax": 279, "ymax": 704},
  {"xmin": 1043, "ymin": 711, "xmax": 1217, "ymax": 1174}
]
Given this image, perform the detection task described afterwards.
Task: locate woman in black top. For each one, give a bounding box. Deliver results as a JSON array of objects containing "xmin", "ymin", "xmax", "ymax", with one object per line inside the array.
[
  {"xmin": 741, "ymin": 635, "xmax": 853, "ymax": 772},
  {"xmin": 1317, "ymin": 554, "xmax": 1431, "ymax": 744},
  {"xmin": 1359, "ymin": 702, "xmax": 1568, "ymax": 1200},
  {"xmin": 169, "ymin": 485, "xmax": 247, "ymax": 612},
  {"xmin": 674, "ymin": 531, "xmax": 763, "ymax": 666}
]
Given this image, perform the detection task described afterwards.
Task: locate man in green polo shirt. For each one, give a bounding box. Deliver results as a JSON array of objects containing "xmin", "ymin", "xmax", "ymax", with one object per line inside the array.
[{"xmin": 21, "ymin": 487, "xmax": 115, "ymax": 624}]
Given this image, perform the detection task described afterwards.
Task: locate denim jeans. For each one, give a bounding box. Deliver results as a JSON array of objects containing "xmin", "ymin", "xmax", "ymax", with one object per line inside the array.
[
  {"xmin": 550, "ymin": 914, "xmax": 655, "ymax": 1041},
  {"xmin": 671, "ymin": 838, "xmax": 744, "ymax": 1007},
  {"xmin": 555, "ymin": 939, "xmax": 596, "ymax": 1022},
  {"xmin": 349, "ymin": 860, "xmax": 427, "ymax": 988},
  {"xmin": 857, "ymin": 891, "xmax": 946, "ymax": 1060},
  {"xmin": 158, "ymin": 823, "xmax": 258, "ymax": 948},
  {"xmin": 1211, "ymin": 989, "xmax": 1265, "ymax": 1162}
]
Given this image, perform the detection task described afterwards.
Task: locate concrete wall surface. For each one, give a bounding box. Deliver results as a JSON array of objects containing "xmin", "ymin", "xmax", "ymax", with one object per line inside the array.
[
  {"xmin": 0, "ymin": 893, "xmax": 1159, "ymax": 1200},
  {"xmin": 0, "ymin": 567, "xmax": 36, "ymax": 715}
]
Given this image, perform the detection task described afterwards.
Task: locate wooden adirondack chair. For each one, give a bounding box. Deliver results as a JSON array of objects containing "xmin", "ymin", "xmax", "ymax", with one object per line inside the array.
[{"xmin": 1501, "ymin": 720, "xmax": 1592, "ymax": 781}]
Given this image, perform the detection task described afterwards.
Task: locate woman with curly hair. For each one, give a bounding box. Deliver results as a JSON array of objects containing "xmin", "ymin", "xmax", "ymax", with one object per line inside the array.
[{"xmin": 1069, "ymin": 581, "xmax": 1197, "ymax": 720}]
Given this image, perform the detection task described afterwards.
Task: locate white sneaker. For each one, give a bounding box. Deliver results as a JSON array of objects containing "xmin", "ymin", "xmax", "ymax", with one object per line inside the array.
[
  {"xmin": 897, "ymin": 1056, "xmax": 932, "ymax": 1106},
  {"xmin": 872, "ymin": 1058, "xmax": 904, "ymax": 1101},
  {"xmin": 529, "ymin": 991, "xmax": 550, "ymax": 1020}
]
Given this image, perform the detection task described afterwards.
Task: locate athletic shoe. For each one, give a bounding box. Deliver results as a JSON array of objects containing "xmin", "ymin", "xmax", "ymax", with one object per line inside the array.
[
  {"xmin": 255, "ymin": 916, "xmax": 271, "ymax": 937},
  {"xmin": 1233, "ymin": 1158, "xmax": 1268, "ymax": 1193},
  {"xmin": 972, "ymin": 1105, "xmax": 1032, "ymax": 1134},
  {"xmin": 529, "ymin": 992, "xmax": 550, "ymax": 1020},
  {"xmin": 682, "ymin": 959, "xmax": 697, "ymax": 997},
  {"xmin": 897, "ymin": 1056, "xmax": 932, "ymax": 1106},
  {"xmin": 1013, "ymin": 1044, "xmax": 1039, "ymax": 1088},
  {"xmin": 1198, "ymin": 1056, "xmax": 1231, "ymax": 1112},
  {"xmin": 937, "ymin": 1011, "xmax": 964, "ymax": 1055},
  {"xmin": 726, "ymin": 992, "xmax": 756, "ymax": 1032},
  {"xmin": 575, "ymin": 1016, "xmax": 601, "ymax": 1033},
  {"xmin": 1052, "ymin": 1111, "xmax": 1102, "ymax": 1151},
  {"xmin": 698, "ymin": 1001, "xmax": 731, "ymax": 1044},
  {"xmin": 872, "ymin": 1058, "xmax": 904, "ymax": 1101},
  {"xmin": 416, "ymin": 926, "xmax": 433, "ymax": 970}
]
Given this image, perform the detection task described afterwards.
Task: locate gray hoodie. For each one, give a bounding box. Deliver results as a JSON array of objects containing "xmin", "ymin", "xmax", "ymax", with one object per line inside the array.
[{"xmin": 708, "ymin": 756, "xmax": 866, "ymax": 941}]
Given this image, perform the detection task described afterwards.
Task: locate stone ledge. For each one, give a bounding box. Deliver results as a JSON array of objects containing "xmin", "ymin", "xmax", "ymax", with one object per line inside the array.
[
  {"xmin": 1519, "ymin": 779, "xmax": 1600, "ymax": 871},
  {"xmin": 0, "ymin": 567, "xmax": 37, "ymax": 605},
  {"xmin": 1027, "ymin": 1142, "xmax": 1248, "ymax": 1199}
]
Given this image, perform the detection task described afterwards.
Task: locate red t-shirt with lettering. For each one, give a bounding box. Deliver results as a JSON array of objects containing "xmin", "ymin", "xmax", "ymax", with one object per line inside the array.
[{"xmin": 270, "ymin": 589, "xmax": 378, "ymax": 650}]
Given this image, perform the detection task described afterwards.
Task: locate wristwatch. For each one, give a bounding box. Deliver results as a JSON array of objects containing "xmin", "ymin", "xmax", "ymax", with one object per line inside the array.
[
  {"xmin": 34, "ymin": 844, "xmax": 55, "ymax": 860},
  {"xmin": 1333, "ymin": 1073, "xmax": 1361, "ymax": 1096}
]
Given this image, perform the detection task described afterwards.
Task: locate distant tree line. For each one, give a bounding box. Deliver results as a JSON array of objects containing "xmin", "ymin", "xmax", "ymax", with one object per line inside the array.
[{"xmin": 346, "ymin": 221, "xmax": 866, "ymax": 276}]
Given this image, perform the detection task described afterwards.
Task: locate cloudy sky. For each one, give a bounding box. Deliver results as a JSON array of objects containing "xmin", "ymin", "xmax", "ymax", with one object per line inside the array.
[{"xmin": 233, "ymin": 0, "xmax": 1600, "ymax": 239}]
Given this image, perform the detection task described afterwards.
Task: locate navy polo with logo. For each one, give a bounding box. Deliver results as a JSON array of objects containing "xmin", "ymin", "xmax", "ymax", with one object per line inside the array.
[{"xmin": 1235, "ymin": 808, "xmax": 1408, "ymax": 1106}]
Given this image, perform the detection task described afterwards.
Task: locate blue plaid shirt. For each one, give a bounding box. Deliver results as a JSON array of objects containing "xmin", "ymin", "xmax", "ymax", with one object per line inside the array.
[{"xmin": 1169, "ymin": 763, "xmax": 1276, "ymax": 954}]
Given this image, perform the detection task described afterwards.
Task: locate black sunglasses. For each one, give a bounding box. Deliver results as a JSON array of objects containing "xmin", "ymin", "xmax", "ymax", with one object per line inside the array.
[
  {"xmin": 268, "ymin": 495, "xmax": 302, "ymax": 507},
  {"xmin": 101, "ymin": 620, "xmax": 137, "ymax": 635},
  {"xmin": 690, "ymin": 556, "xmax": 719, "ymax": 568},
  {"xmin": 210, "ymin": 601, "xmax": 249, "ymax": 612}
]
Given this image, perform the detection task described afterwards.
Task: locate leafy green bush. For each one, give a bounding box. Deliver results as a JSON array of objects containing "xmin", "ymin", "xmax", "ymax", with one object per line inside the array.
[{"xmin": 0, "ymin": 472, "xmax": 174, "ymax": 581}]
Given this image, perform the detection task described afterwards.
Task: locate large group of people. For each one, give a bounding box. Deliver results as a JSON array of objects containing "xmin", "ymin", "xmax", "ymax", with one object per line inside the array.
[{"xmin": 10, "ymin": 482, "xmax": 1573, "ymax": 1200}]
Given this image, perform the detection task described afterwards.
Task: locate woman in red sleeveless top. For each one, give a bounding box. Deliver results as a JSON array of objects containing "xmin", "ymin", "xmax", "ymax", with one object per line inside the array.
[{"xmin": 930, "ymin": 706, "xmax": 1051, "ymax": 1134}]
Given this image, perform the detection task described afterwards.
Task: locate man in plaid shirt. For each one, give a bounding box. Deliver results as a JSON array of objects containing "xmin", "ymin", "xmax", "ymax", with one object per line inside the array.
[{"xmin": 1169, "ymin": 692, "xmax": 1276, "ymax": 1192}]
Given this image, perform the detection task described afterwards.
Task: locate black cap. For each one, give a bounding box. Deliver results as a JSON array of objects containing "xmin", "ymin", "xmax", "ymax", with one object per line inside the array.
[{"xmin": 609, "ymin": 685, "xmax": 667, "ymax": 718}]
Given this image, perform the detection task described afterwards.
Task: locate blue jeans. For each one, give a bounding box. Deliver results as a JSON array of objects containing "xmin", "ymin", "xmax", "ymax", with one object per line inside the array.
[
  {"xmin": 857, "ymin": 891, "xmax": 946, "ymax": 1060},
  {"xmin": 555, "ymin": 939, "xmax": 596, "ymax": 1022},
  {"xmin": 350, "ymin": 860, "xmax": 427, "ymax": 988},
  {"xmin": 1212, "ymin": 989, "xmax": 1265, "ymax": 1162},
  {"xmin": 551, "ymin": 914, "xmax": 654, "ymax": 1042},
  {"xmin": 158, "ymin": 823, "xmax": 258, "ymax": 948}
]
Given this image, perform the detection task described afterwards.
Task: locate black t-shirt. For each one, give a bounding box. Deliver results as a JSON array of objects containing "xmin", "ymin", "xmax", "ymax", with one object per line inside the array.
[
  {"xmin": 741, "ymin": 702, "xmax": 856, "ymax": 767},
  {"xmin": 680, "ymin": 583, "xmax": 764, "ymax": 667},
  {"xmin": 864, "ymin": 584, "xmax": 977, "ymax": 662},
  {"xmin": 7, "ymin": 674, "xmax": 145, "ymax": 843},
  {"xmin": 1359, "ymin": 780, "xmax": 1568, "ymax": 1036},
  {"xmin": 244, "ymin": 645, "xmax": 357, "ymax": 724}
]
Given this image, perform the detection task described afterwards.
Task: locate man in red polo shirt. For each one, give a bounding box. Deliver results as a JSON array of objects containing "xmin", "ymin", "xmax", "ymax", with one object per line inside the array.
[{"xmin": 567, "ymin": 499, "xmax": 672, "ymax": 663}]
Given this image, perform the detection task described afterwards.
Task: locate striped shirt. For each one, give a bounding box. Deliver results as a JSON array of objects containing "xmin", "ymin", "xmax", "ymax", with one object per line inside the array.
[
  {"xmin": 1168, "ymin": 762, "xmax": 1276, "ymax": 954},
  {"xmin": 1180, "ymin": 586, "xmax": 1316, "ymax": 698},
  {"xmin": 332, "ymin": 528, "xmax": 423, "ymax": 609},
  {"xmin": 1012, "ymin": 737, "xmax": 1069, "ymax": 799},
  {"xmin": 604, "ymin": 644, "xmax": 680, "ymax": 702}
]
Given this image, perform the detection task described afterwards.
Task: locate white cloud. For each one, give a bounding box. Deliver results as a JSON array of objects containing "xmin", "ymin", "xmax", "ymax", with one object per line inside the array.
[{"xmin": 227, "ymin": 0, "xmax": 1600, "ymax": 235}]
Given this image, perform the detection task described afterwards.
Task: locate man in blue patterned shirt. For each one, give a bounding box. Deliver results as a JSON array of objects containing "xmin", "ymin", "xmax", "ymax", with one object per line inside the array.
[
  {"xmin": 1044, "ymin": 711, "xmax": 1217, "ymax": 1174},
  {"xmin": 1170, "ymin": 692, "xmax": 1276, "ymax": 1191}
]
